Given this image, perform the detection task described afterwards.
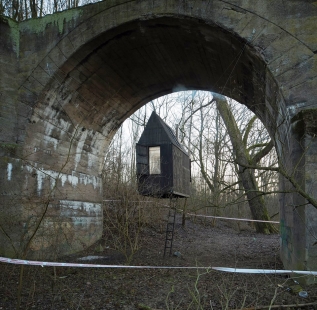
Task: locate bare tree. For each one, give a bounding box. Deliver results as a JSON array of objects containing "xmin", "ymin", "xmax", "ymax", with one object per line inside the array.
[
  {"xmin": 214, "ymin": 93, "xmax": 277, "ymax": 233},
  {"xmin": 103, "ymin": 90, "xmax": 280, "ymax": 232}
]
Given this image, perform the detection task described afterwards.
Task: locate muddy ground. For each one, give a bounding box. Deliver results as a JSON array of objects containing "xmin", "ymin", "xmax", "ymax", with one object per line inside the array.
[{"xmin": 1, "ymin": 215, "xmax": 317, "ymax": 309}]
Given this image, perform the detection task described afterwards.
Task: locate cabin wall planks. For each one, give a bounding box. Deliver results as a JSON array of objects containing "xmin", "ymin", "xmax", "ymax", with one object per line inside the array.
[{"xmin": 136, "ymin": 112, "xmax": 190, "ymax": 198}]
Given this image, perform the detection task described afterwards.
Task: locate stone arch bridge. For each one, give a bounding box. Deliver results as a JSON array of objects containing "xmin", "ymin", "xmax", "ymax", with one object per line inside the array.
[{"xmin": 1, "ymin": 0, "xmax": 317, "ymax": 275}]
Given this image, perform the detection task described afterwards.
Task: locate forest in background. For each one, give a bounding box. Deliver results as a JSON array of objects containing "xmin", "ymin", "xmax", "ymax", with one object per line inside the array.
[
  {"xmin": 103, "ymin": 91, "xmax": 280, "ymax": 234},
  {"xmin": 0, "ymin": 0, "xmax": 100, "ymax": 20}
]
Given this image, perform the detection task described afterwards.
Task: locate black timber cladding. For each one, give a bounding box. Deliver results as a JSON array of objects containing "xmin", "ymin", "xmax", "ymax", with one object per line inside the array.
[{"xmin": 136, "ymin": 111, "xmax": 190, "ymax": 198}]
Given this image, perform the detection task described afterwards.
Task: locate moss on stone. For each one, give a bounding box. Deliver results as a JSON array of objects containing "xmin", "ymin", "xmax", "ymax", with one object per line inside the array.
[
  {"xmin": 0, "ymin": 143, "xmax": 18, "ymax": 150},
  {"xmin": 0, "ymin": 143, "xmax": 19, "ymax": 157},
  {"xmin": 1, "ymin": 17, "xmax": 19, "ymax": 56},
  {"xmin": 20, "ymin": 8, "xmax": 83, "ymax": 35}
]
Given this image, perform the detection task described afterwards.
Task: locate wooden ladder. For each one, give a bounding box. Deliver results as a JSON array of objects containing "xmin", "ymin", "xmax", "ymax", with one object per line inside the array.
[{"xmin": 163, "ymin": 197, "xmax": 178, "ymax": 257}]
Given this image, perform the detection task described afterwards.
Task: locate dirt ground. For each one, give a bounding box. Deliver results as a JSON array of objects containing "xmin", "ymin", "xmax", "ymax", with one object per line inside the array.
[{"xmin": 1, "ymin": 215, "xmax": 317, "ymax": 309}]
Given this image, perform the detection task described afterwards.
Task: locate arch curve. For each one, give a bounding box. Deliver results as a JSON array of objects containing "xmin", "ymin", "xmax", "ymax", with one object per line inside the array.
[{"xmin": 25, "ymin": 14, "xmax": 284, "ymax": 174}]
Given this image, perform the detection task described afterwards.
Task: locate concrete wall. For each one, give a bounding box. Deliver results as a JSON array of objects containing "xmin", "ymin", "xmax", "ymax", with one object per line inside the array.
[
  {"xmin": 0, "ymin": 1, "xmax": 317, "ymax": 270},
  {"xmin": 0, "ymin": 17, "xmax": 23, "ymax": 257}
]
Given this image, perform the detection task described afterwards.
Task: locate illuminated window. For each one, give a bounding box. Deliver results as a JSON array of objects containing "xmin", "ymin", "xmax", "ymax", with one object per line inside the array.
[{"xmin": 149, "ymin": 146, "xmax": 161, "ymax": 174}]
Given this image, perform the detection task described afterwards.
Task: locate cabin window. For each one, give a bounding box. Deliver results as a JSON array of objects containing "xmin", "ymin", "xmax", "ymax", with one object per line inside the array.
[{"xmin": 149, "ymin": 146, "xmax": 161, "ymax": 174}]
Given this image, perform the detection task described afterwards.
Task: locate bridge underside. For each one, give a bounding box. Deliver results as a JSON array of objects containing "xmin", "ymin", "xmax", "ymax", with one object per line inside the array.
[{"xmin": 0, "ymin": 0, "xmax": 317, "ymax": 280}]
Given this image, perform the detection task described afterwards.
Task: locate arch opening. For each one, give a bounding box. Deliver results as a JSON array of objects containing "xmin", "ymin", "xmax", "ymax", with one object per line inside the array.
[{"xmin": 106, "ymin": 90, "xmax": 279, "ymax": 230}]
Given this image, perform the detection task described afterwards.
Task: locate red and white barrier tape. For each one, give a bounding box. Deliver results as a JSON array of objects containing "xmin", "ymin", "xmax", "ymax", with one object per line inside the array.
[{"xmin": 0, "ymin": 257, "xmax": 316, "ymax": 275}]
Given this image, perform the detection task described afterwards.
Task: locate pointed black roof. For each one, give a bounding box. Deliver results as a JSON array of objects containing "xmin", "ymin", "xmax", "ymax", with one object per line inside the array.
[{"xmin": 138, "ymin": 111, "xmax": 187, "ymax": 153}]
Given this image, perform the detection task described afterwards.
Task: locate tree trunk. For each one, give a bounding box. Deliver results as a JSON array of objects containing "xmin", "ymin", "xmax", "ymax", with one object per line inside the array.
[
  {"xmin": 238, "ymin": 165, "xmax": 275, "ymax": 233},
  {"xmin": 29, "ymin": 0, "xmax": 37, "ymax": 18},
  {"xmin": 214, "ymin": 94, "xmax": 276, "ymax": 234},
  {"xmin": 12, "ymin": 0, "xmax": 19, "ymax": 20}
]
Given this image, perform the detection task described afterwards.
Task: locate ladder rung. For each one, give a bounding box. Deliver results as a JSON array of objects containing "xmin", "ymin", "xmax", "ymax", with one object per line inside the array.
[{"xmin": 164, "ymin": 197, "xmax": 178, "ymax": 257}]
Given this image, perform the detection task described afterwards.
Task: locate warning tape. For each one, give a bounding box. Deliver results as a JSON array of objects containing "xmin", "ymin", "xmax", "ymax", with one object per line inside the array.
[
  {"xmin": 213, "ymin": 267, "xmax": 317, "ymax": 275},
  {"xmin": 0, "ymin": 256, "xmax": 201, "ymax": 269},
  {"xmin": 0, "ymin": 257, "xmax": 316, "ymax": 275},
  {"xmin": 187, "ymin": 213, "xmax": 279, "ymax": 224},
  {"xmin": 0, "ymin": 203, "xmax": 280, "ymax": 273},
  {"xmin": 103, "ymin": 200, "xmax": 279, "ymax": 224},
  {"xmin": 103, "ymin": 200, "xmax": 280, "ymax": 224}
]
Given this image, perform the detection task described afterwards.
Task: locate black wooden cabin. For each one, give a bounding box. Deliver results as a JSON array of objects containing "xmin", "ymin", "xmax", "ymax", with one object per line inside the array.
[{"xmin": 136, "ymin": 111, "xmax": 191, "ymax": 198}]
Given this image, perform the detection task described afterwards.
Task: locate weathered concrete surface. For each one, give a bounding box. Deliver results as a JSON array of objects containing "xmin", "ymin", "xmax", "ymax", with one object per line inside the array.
[
  {"xmin": 0, "ymin": 1, "xmax": 317, "ymax": 272},
  {"xmin": 280, "ymin": 109, "xmax": 317, "ymax": 278}
]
